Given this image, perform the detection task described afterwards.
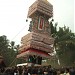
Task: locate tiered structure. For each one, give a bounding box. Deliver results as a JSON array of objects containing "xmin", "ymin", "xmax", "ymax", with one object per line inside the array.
[{"xmin": 17, "ymin": 0, "xmax": 54, "ymax": 65}]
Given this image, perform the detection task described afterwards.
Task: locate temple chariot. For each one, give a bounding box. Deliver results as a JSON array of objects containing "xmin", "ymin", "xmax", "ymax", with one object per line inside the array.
[{"xmin": 17, "ymin": 0, "xmax": 54, "ymax": 66}]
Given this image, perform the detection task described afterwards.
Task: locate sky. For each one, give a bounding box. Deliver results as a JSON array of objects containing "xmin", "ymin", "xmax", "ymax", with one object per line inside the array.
[{"xmin": 0, "ymin": 0, "xmax": 74, "ymax": 45}]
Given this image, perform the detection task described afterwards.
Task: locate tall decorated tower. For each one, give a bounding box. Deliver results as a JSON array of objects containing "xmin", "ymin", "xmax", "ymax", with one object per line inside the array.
[{"xmin": 17, "ymin": 0, "xmax": 54, "ymax": 65}]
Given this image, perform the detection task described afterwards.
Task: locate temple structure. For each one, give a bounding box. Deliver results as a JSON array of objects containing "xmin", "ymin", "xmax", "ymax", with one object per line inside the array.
[{"xmin": 17, "ymin": 0, "xmax": 54, "ymax": 65}]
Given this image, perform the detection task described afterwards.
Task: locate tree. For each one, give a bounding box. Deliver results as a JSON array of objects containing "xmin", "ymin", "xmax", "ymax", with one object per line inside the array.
[
  {"xmin": 50, "ymin": 22, "xmax": 75, "ymax": 66},
  {"xmin": 0, "ymin": 35, "xmax": 9, "ymax": 54},
  {"xmin": 0, "ymin": 35, "xmax": 19, "ymax": 66},
  {"xmin": 0, "ymin": 35, "xmax": 10, "ymax": 66},
  {"xmin": 56, "ymin": 27, "xmax": 75, "ymax": 66}
]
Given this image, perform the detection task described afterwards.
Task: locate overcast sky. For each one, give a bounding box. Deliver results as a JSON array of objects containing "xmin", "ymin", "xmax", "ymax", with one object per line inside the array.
[{"xmin": 0, "ymin": 0, "xmax": 74, "ymax": 44}]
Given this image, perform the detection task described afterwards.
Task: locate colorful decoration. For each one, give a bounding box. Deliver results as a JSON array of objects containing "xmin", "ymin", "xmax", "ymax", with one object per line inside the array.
[
  {"xmin": 38, "ymin": 16, "xmax": 44, "ymax": 30},
  {"xmin": 17, "ymin": 0, "xmax": 54, "ymax": 65}
]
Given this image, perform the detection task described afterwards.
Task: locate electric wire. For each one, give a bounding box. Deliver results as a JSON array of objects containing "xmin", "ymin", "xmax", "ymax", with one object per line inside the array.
[{"xmin": 11, "ymin": 24, "xmax": 28, "ymax": 41}]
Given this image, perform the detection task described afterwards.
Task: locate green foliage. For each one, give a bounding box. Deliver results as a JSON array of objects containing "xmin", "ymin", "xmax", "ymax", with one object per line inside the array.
[
  {"xmin": 0, "ymin": 35, "xmax": 19, "ymax": 67},
  {"xmin": 0, "ymin": 35, "xmax": 9, "ymax": 53},
  {"xmin": 50, "ymin": 22, "xmax": 75, "ymax": 66}
]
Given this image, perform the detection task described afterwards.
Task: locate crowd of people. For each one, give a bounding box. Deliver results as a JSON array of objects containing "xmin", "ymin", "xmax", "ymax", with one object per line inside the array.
[{"xmin": 0, "ymin": 65, "xmax": 75, "ymax": 75}]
